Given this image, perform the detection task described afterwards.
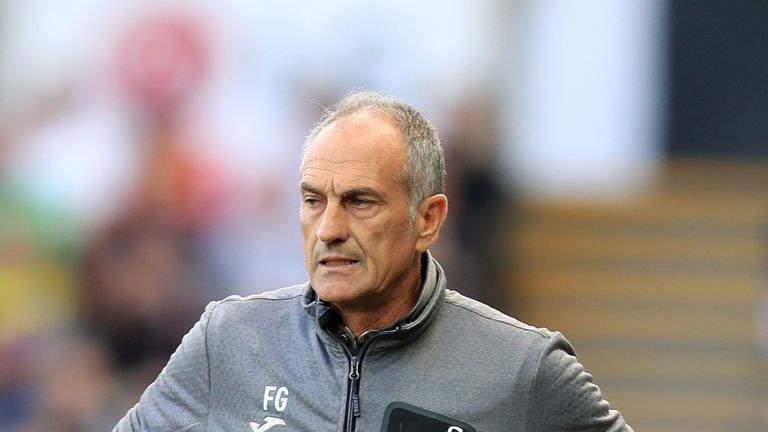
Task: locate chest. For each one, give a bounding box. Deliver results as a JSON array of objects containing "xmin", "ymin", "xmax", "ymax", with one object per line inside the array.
[{"xmin": 205, "ymin": 333, "xmax": 532, "ymax": 432}]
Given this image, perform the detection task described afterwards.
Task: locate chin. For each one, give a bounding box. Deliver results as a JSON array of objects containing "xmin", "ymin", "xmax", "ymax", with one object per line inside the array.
[{"xmin": 312, "ymin": 281, "xmax": 355, "ymax": 303}]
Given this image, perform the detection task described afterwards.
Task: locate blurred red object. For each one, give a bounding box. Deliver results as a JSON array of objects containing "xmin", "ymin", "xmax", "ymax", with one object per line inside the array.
[{"xmin": 115, "ymin": 12, "xmax": 209, "ymax": 115}]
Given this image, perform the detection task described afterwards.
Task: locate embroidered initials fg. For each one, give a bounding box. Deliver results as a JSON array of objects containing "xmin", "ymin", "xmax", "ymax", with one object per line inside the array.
[
  {"xmin": 249, "ymin": 386, "xmax": 290, "ymax": 431},
  {"xmin": 263, "ymin": 386, "xmax": 289, "ymax": 411}
]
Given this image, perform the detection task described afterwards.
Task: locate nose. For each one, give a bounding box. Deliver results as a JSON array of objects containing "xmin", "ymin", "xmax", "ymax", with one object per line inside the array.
[{"xmin": 316, "ymin": 201, "xmax": 348, "ymax": 244}]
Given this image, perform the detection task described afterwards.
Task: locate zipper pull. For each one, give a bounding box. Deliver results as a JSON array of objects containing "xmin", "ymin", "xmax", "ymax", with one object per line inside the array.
[{"xmin": 349, "ymin": 357, "xmax": 361, "ymax": 417}]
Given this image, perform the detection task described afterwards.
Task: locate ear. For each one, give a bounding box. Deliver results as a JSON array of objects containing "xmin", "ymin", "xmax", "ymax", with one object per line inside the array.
[{"xmin": 415, "ymin": 194, "xmax": 448, "ymax": 252}]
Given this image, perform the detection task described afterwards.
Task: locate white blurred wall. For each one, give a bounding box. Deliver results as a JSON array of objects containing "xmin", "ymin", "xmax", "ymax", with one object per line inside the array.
[{"xmin": 500, "ymin": 0, "xmax": 666, "ymax": 202}]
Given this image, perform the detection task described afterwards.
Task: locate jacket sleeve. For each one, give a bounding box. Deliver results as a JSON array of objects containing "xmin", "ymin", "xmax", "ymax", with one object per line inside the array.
[
  {"xmin": 527, "ymin": 332, "xmax": 633, "ymax": 432},
  {"xmin": 113, "ymin": 301, "xmax": 217, "ymax": 432}
]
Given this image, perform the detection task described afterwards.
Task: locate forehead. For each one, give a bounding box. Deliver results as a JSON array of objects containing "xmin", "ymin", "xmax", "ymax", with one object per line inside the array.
[{"xmin": 301, "ymin": 112, "xmax": 406, "ymax": 187}]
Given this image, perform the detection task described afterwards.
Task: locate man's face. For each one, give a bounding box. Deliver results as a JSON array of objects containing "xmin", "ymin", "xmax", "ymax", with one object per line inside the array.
[{"xmin": 300, "ymin": 112, "xmax": 422, "ymax": 313}]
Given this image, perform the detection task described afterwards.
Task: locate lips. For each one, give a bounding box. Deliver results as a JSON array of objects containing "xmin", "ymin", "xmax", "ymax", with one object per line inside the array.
[{"xmin": 319, "ymin": 257, "xmax": 360, "ymax": 267}]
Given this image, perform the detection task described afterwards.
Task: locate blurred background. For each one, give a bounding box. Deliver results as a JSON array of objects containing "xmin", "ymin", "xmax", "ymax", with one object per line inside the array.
[{"xmin": 0, "ymin": 0, "xmax": 766, "ymax": 430}]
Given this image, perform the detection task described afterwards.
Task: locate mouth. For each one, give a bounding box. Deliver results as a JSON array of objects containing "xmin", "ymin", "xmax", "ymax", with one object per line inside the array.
[{"xmin": 319, "ymin": 258, "xmax": 360, "ymax": 267}]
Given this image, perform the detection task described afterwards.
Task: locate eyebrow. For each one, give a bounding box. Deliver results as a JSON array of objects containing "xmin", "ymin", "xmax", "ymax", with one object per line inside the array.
[
  {"xmin": 300, "ymin": 183, "xmax": 383, "ymax": 200},
  {"xmin": 341, "ymin": 187, "xmax": 383, "ymax": 200},
  {"xmin": 300, "ymin": 182, "xmax": 322, "ymax": 195}
]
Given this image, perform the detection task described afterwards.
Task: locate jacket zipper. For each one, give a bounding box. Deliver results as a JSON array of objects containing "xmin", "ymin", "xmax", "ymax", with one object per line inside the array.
[
  {"xmin": 348, "ymin": 355, "xmax": 361, "ymax": 427},
  {"xmin": 332, "ymin": 328, "xmax": 400, "ymax": 432},
  {"xmin": 340, "ymin": 343, "xmax": 368, "ymax": 432}
]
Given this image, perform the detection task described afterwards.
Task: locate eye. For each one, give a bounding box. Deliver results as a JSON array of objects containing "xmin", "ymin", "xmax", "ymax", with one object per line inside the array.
[
  {"xmin": 350, "ymin": 198, "xmax": 372, "ymax": 209},
  {"xmin": 303, "ymin": 195, "xmax": 322, "ymax": 207}
]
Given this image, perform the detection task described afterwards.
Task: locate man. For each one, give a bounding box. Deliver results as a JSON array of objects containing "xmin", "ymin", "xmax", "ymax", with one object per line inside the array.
[{"xmin": 115, "ymin": 90, "xmax": 633, "ymax": 431}]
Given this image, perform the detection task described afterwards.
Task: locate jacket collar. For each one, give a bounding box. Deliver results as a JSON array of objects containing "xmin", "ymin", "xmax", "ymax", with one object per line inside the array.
[{"xmin": 301, "ymin": 250, "xmax": 446, "ymax": 345}]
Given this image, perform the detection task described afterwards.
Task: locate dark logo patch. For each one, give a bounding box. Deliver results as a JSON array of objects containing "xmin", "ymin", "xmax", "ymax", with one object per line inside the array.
[{"xmin": 381, "ymin": 402, "xmax": 477, "ymax": 432}]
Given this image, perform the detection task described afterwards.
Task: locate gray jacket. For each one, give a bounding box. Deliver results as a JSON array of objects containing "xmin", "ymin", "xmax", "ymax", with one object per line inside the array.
[{"xmin": 114, "ymin": 253, "xmax": 632, "ymax": 431}]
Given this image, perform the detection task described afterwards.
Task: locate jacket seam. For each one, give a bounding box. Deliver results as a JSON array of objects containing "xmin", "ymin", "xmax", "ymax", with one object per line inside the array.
[
  {"xmin": 220, "ymin": 294, "xmax": 304, "ymax": 304},
  {"xmin": 204, "ymin": 301, "xmax": 219, "ymax": 428},
  {"xmin": 524, "ymin": 339, "xmax": 549, "ymax": 432},
  {"xmin": 443, "ymin": 299, "xmax": 551, "ymax": 340}
]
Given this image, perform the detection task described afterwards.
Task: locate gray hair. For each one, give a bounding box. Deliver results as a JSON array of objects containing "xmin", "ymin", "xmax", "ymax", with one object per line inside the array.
[{"xmin": 303, "ymin": 90, "xmax": 446, "ymax": 222}]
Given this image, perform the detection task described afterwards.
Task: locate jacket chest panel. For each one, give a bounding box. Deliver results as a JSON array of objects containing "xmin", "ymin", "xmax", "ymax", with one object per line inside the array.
[
  {"xmin": 351, "ymin": 351, "xmax": 529, "ymax": 432},
  {"xmin": 207, "ymin": 332, "xmax": 350, "ymax": 431}
]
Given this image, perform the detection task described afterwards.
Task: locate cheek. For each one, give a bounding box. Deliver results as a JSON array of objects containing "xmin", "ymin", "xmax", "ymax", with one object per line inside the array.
[
  {"xmin": 299, "ymin": 210, "xmax": 315, "ymax": 238},
  {"xmin": 300, "ymin": 219, "xmax": 311, "ymax": 240},
  {"xmin": 300, "ymin": 218, "xmax": 317, "ymax": 256},
  {"xmin": 361, "ymin": 216, "xmax": 412, "ymax": 256}
]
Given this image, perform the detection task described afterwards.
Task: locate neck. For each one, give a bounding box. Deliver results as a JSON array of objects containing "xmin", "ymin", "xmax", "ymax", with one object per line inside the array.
[
  {"xmin": 342, "ymin": 288, "xmax": 419, "ymax": 337},
  {"xmin": 337, "ymin": 262, "xmax": 423, "ymax": 338}
]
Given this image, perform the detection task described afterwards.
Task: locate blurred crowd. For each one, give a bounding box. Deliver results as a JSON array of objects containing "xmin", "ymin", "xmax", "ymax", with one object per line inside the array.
[
  {"xmin": 10, "ymin": 2, "xmax": 764, "ymax": 431},
  {"xmin": 0, "ymin": 4, "xmax": 505, "ymax": 431}
]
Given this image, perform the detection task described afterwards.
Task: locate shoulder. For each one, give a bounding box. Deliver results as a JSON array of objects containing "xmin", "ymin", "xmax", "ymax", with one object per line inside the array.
[
  {"xmin": 207, "ymin": 284, "xmax": 307, "ymax": 323},
  {"xmin": 440, "ymin": 289, "xmax": 564, "ymax": 350},
  {"xmin": 221, "ymin": 284, "xmax": 307, "ymax": 303},
  {"xmin": 443, "ymin": 290, "xmax": 550, "ymax": 336},
  {"xmin": 422, "ymin": 290, "xmax": 578, "ymax": 395}
]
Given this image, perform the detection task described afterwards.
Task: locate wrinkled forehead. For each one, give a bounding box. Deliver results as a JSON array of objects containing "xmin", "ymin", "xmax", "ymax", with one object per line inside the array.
[{"xmin": 301, "ymin": 112, "xmax": 406, "ymax": 172}]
